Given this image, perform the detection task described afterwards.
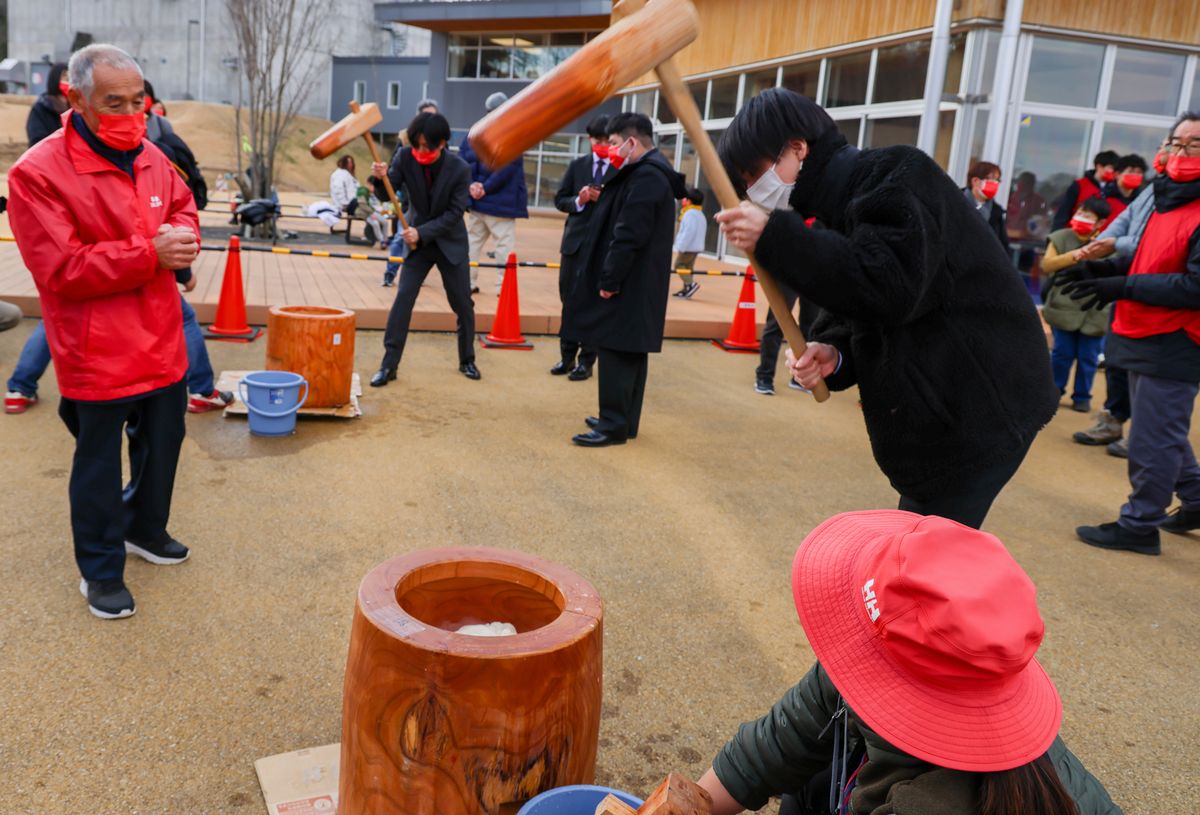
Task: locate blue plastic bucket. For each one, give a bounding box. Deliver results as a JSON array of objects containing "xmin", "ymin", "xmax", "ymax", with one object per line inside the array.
[
  {"xmin": 238, "ymin": 371, "xmax": 308, "ymax": 436},
  {"xmin": 517, "ymin": 785, "xmax": 643, "ymax": 815}
]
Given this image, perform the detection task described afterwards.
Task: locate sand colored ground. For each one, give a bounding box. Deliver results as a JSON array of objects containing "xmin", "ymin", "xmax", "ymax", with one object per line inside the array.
[{"xmin": 0, "ymin": 320, "xmax": 1196, "ymax": 815}]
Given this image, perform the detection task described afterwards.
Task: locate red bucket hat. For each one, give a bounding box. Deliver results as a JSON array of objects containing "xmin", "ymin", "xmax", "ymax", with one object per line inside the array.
[{"xmin": 792, "ymin": 510, "xmax": 1062, "ymax": 772}]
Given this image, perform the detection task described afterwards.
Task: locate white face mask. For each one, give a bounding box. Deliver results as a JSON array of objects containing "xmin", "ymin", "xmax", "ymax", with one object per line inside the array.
[{"xmin": 746, "ymin": 160, "xmax": 800, "ymax": 211}]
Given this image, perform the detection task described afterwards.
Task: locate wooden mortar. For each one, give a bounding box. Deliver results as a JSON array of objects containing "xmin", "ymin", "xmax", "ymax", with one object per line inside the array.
[
  {"xmin": 265, "ymin": 305, "xmax": 356, "ymax": 408},
  {"xmin": 339, "ymin": 548, "xmax": 604, "ymax": 815}
]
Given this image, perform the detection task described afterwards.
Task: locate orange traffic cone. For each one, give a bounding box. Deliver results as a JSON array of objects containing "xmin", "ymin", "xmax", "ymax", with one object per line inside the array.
[
  {"xmin": 482, "ymin": 253, "xmax": 533, "ymax": 349},
  {"xmin": 202, "ymin": 235, "xmax": 261, "ymax": 341},
  {"xmin": 712, "ymin": 267, "xmax": 760, "ymax": 352}
]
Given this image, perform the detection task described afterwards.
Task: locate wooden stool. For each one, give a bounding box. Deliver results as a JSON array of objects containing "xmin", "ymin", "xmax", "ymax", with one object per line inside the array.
[
  {"xmin": 340, "ymin": 548, "xmax": 604, "ymax": 815},
  {"xmin": 266, "ymin": 305, "xmax": 355, "ymax": 408}
]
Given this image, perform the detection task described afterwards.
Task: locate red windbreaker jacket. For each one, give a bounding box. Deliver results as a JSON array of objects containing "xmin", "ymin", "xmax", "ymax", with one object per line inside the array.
[{"xmin": 7, "ymin": 112, "xmax": 197, "ymax": 401}]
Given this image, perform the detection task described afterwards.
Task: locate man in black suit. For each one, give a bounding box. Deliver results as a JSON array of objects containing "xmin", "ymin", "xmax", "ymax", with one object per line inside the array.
[
  {"xmin": 369, "ymin": 112, "xmax": 481, "ymax": 385},
  {"xmin": 564, "ymin": 113, "xmax": 687, "ymax": 447},
  {"xmin": 552, "ymin": 115, "xmax": 617, "ymax": 381}
]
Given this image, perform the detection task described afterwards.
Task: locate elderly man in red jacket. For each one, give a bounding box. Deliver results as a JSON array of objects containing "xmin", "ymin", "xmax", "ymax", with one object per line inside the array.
[{"xmin": 8, "ymin": 44, "xmax": 200, "ymax": 619}]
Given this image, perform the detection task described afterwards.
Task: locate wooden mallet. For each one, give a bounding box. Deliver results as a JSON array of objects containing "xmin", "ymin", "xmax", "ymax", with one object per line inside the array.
[
  {"xmin": 468, "ymin": 0, "xmax": 829, "ymax": 402},
  {"xmin": 309, "ymin": 100, "xmax": 409, "ymax": 232}
]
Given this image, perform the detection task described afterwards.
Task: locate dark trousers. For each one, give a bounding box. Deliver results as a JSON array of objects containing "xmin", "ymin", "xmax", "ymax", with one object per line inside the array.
[
  {"xmin": 1104, "ymin": 364, "xmax": 1131, "ymax": 422},
  {"xmin": 1050, "ymin": 327, "xmax": 1104, "ymax": 404},
  {"xmin": 756, "ymin": 283, "xmax": 818, "ymax": 383},
  {"xmin": 1119, "ymin": 372, "xmax": 1200, "ymax": 533},
  {"xmin": 58, "ymin": 380, "xmax": 187, "ymax": 582},
  {"xmin": 381, "ymin": 246, "xmax": 475, "ymax": 370},
  {"xmin": 558, "ymin": 254, "xmax": 596, "ymax": 369},
  {"xmin": 596, "ymin": 348, "xmax": 648, "ymax": 440},
  {"xmin": 897, "ymin": 439, "xmax": 1032, "ymax": 529}
]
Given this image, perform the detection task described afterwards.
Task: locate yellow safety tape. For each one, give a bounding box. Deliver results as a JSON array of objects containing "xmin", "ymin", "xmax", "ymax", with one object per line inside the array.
[
  {"xmin": 349, "ymin": 254, "xmax": 369, "ymax": 260},
  {"xmin": 270, "ymin": 247, "xmax": 292, "ymax": 255},
  {"xmin": 311, "ymin": 251, "xmax": 330, "ymax": 258}
]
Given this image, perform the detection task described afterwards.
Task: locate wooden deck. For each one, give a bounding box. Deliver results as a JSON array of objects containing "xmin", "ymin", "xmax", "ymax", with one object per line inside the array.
[{"xmin": 0, "ymin": 207, "xmax": 768, "ymax": 339}]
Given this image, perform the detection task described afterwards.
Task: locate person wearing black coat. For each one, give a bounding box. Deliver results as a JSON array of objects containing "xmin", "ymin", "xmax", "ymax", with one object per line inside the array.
[
  {"xmin": 715, "ymin": 89, "xmax": 1058, "ymax": 529},
  {"xmin": 565, "ymin": 113, "xmax": 687, "ymax": 447},
  {"xmin": 962, "ymin": 160, "xmax": 1010, "ymax": 255},
  {"xmin": 26, "ymin": 63, "xmax": 69, "ymax": 148},
  {"xmin": 552, "ymin": 115, "xmax": 618, "ymax": 381},
  {"xmin": 369, "ymin": 112, "xmax": 480, "ymax": 385}
]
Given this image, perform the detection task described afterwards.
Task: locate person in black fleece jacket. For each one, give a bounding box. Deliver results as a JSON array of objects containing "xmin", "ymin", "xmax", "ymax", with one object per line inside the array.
[{"xmin": 715, "ymin": 89, "xmax": 1058, "ymax": 528}]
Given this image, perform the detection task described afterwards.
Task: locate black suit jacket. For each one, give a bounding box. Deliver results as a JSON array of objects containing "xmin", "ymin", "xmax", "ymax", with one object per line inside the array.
[
  {"xmin": 555, "ymin": 153, "xmax": 618, "ymax": 257},
  {"xmin": 562, "ymin": 149, "xmax": 686, "ymax": 354},
  {"xmin": 386, "ymin": 147, "xmax": 471, "ymax": 265}
]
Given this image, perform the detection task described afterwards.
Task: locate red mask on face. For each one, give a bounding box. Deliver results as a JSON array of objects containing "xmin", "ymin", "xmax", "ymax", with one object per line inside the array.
[
  {"xmin": 1098, "ymin": 168, "xmax": 1116, "ymax": 183},
  {"xmin": 58, "ymin": 81, "xmax": 70, "ymax": 97},
  {"xmin": 1167, "ymin": 154, "xmax": 1200, "ymax": 183},
  {"xmin": 979, "ymin": 179, "xmax": 1000, "ymax": 199},
  {"xmin": 412, "ymin": 147, "xmax": 442, "ymax": 166},
  {"xmin": 1069, "ymin": 216, "xmax": 1096, "ymax": 237},
  {"xmin": 592, "ymin": 143, "xmax": 609, "ymax": 159},
  {"xmin": 1121, "ymin": 172, "xmax": 1143, "ymax": 189},
  {"xmin": 96, "ymin": 111, "xmax": 147, "ymax": 151},
  {"xmin": 608, "ymin": 150, "xmax": 625, "ymax": 169},
  {"xmin": 1154, "ymin": 152, "xmax": 1168, "ymax": 174}
]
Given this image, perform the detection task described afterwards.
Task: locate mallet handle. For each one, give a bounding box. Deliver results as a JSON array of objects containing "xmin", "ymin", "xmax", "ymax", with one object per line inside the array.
[
  {"xmin": 350, "ymin": 101, "xmax": 409, "ymax": 232},
  {"xmin": 612, "ymin": 0, "xmax": 828, "ymax": 402}
]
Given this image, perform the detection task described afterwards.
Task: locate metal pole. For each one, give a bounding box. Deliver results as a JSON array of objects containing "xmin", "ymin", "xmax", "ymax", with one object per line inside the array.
[
  {"xmin": 186, "ymin": 23, "xmax": 192, "ymax": 99},
  {"xmin": 917, "ymin": 0, "xmax": 954, "ymax": 157},
  {"xmin": 982, "ymin": 0, "xmax": 1025, "ymax": 164},
  {"xmin": 199, "ymin": 0, "xmax": 207, "ymax": 101}
]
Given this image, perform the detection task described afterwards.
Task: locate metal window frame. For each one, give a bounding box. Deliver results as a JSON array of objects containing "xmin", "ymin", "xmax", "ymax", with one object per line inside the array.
[
  {"xmin": 386, "ymin": 80, "xmax": 401, "ymax": 110},
  {"xmin": 352, "ymin": 80, "xmax": 367, "ymax": 105}
]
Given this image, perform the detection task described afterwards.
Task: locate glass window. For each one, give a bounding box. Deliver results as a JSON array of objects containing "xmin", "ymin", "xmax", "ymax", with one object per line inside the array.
[
  {"xmin": 746, "ymin": 67, "xmax": 778, "ymax": 99},
  {"xmin": 480, "ymin": 48, "xmax": 511, "ymax": 78},
  {"xmin": 630, "ymin": 91, "xmax": 655, "ymax": 117},
  {"xmin": 541, "ymin": 133, "xmax": 574, "ymax": 153},
  {"xmin": 944, "ymin": 32, "xmax": 967, "ymax": 95},
  {"xmin": 835, "ymin": 117, "xmax": 861, "ymax": 147},
  {"xmin": 659, "ymin": 89, "xmax": 678, "ymax": 125},
  {"xmin": 978, "ymin": 29, "xmax": 1000, "ymax": 95},
  {"xmin": 352, "ymin": 80, "xmax": 366, "ymax": 104},
  {"xmin": 934, "ymin": 110, "xmax": 955, "ymax": 170},
  {"xmin": 1102, "ymin": 122, "xmax": 1170, "ymax": 169},
  {"xmin": 695, "ymin": 129, "xmax": 725, "ymax": 253},
  {"xmin": 1024, "ymin": 36, "xmax": 1104, "ymax": 108},
  {"xmin": 525, "ymin": 156, "xmax": 541, "ymax": 207},
  {"xmin": 709, "ymin": 75, "xmax": 740, "ymax": 118},
  {"xmin": 864, "ymin": 115, "xmax": 920, "ymax": 151},
  {"xmin": 1009, "ymin": 114, "xmax": 1092, "ymax": 240},
  {"xmin": 678, "ymin": 134, "xmax": 698, "ymax": 187},
  {"xmin": 781, "ymin": 62, "xmax": 819, "ymax": 98},
  {"xmin": 968, "ymin": 110, "xmax": 989, "ymax": 170},
  {"xmin": 387, "ymin": 81, "xmax": 400, "ymax": 109},
  {"xmin": 824, "ymin": 52, "xmax": 870, "ymax": 107},
  {"xmin": 1191, "ymin": 63, "xmax": 1200, "ymax": 111},
  {"xmin": 538, "ymin": 155, "xmax": 570, "ymax": 210},
  {"xmin": 449, "ymin": 47, "xmax": 478, "ymax": 78},
  {"xmin": 449, "ymin": 34, "xmax": 480, "ymax": 47},
  {"xmin": 658, "ymin": 133, "xmax": 678, "ymax": 168},
  {"xmin": 550, "ymin": 32, "xmax": 586, "ymax": 46},
  {"xmin": 686, "ymin": 81, "xmax": 707, "ymax": 120},
  {"xmin": 1108, "ymin": 47, "xmax": 1186, "ymax": 116},
  {"xmin": 873, "ymin": 40, "xmax": 929, "ymax": 103}
]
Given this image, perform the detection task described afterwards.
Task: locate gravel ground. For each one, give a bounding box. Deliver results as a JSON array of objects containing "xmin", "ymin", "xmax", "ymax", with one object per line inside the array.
[{"xmin": 0, "ymin": 319, "xmax": 1194, "ymax": 814}]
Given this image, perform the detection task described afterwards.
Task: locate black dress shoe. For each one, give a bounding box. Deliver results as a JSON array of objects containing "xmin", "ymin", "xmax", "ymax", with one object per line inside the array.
[
  {"xmin": 370, "ymin": 368, "xmax": 397, "ymax": 388},
  {"xmin": 1160, "ymin": 506, "xmax": 1200, "ymax": 535},
  {"xmin": 1076, "ymin": 521, "xmax": 1160, "ymax": 555},
  {"xmin": 572, "ymin": 430, "xmax": 625, "ymax": 447},
  {"xmin": 584, "ymin": 415, "xmax": 637, "ymax": 439},
  {"xmin": 550, "ymin": 360, "xmax": 573, "ymax": 376},
  {"xmin": 460, "ymin": 362, "xmax": 481, "ymax": 380},
  {"xmin": 567, "ymin": 364, "xmax": 592, "ymax": 381}
]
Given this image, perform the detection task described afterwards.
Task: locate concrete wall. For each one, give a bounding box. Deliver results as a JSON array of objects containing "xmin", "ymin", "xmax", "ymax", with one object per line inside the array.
[
  {"xmin": 6, "ymin": 0, "xmax": 390, "ymax": 118},
  {"xmin": 330, "ymin": 57, "xmax": 432, "ymax": 135}
]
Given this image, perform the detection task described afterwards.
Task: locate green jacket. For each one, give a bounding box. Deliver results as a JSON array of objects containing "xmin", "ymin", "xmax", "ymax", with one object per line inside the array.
[
  {"xmin": 1041, "ymin": 229, "xmax": 1112, "ymax": 336},
  {"xmin": 712, "ymin": 663, "xmax": 1123, "ymax": 815}
]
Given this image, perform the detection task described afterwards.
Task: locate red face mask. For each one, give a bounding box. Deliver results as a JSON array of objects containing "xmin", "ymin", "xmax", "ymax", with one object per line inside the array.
[
  {"xmin": 979, "ymin": 179, "xmax": 1000, "ymax": 199},
  {"xmin": 1167, "ymin": 153, "xmax": 1200, "ymax": 183},
  {"xmin": 95, "ymin": 111, "xmax": 147, "ymax": 151},
  {"xmin": 592, "ymin": 143, "xmax": 609, "ymax": 159},
  {"xmin": 412, "ymin": 147, "xmax": 442, "ymax": 166},
  {"xmin": 1121, "ymin": 172, "xmax": 1143, "ymax": 189},
  {"xmin": 1098, "ymin": 168, "xmax": 1116, "ymax": 183},
  {"xmin": 58, "ymin": 81, "xmax": 70, "ymax": 97},
  {"xmin": 1069, "ymin": 216, "xmax": 1096, "ymax": 237},
  {"xmin": 608, "ymin": 151, "xmax": 625, "ymax": 169},
  {"xmin": 1154, "ymin": 152, "xmax": 1168, "ymax": 174}
]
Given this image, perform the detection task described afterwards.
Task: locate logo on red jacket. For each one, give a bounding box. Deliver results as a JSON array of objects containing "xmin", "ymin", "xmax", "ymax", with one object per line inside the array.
[{"xmin": 149, "ymin": 195, "xmax": 163, "ymax": 208}]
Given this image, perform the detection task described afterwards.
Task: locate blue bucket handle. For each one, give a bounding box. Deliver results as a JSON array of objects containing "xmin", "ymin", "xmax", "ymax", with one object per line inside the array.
[{"xmin": 238, "ymin": 378, "xmax": 308, "ymax": 419}]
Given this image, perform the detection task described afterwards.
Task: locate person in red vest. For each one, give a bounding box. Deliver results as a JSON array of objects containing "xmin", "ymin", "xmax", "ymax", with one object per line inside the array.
[
  {"xmin": 7, "ymin": 44, "xmax": 200, "ymax": 619},
  {"xmin": 1051, "ymin": 149, "xmax": 1119, "ymax": 231},
  {"xmin": 1102, "ymin": 153, "xmax": 1147, "ymax": 221},
  {"xmin": 1054, "ymin": 113, "xmax": 1200, "ymax": 556}
]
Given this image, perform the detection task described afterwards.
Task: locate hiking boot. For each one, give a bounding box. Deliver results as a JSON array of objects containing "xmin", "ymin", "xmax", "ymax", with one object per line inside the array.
[
  {"xmin": 126, "ymin": 537, "xmax": 190, "ymax": 565},
  {"xmin": 1076, "ymin": 522, "xmax": 1160, "ymax": 556},
  {"xmin": 1160, "ymin": 506, "xmax": 1200, "ymax": 535},
  {"xmin": 79, "ymin": 578, "xmax": 136, "ymax": 619},
  {"xmin": 1107, "ymin": 438, "xmax": 1128, "ymax": 459},
  {"xmin": 754, "ymin": 379, "xmax": 775, "ymax": 395},
  {"xmin": 188, "ymin": 390, "xmax": 234, "ymax": 414},
  {"xmin": 1072, "ymin": 410, "xmax": 1123, "ymax": 446},
  {"xmin": 4, "ymin": 390, "xmax": 38, "ymax": 414}
]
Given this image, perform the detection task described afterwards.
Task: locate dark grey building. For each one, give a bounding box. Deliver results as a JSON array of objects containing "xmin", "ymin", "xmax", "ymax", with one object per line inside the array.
[
  {"xmin": 330, "ymin": 56, "xmax": 433, "ymax": 135},
  {"xmin": 356, "ymin": 0, "xmax": 620, "ymax": 209}
]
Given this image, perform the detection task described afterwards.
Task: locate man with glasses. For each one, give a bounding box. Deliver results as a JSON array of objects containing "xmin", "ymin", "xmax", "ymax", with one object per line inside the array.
[{"xmin": 1056, "ymin": 114, "xmax": 1200, "ymax": 556}]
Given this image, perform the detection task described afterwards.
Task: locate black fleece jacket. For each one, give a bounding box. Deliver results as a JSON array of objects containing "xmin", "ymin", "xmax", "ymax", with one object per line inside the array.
[{"xmin": 754, "ymin": 132, "xmax": 1058, "ymax": 498}]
